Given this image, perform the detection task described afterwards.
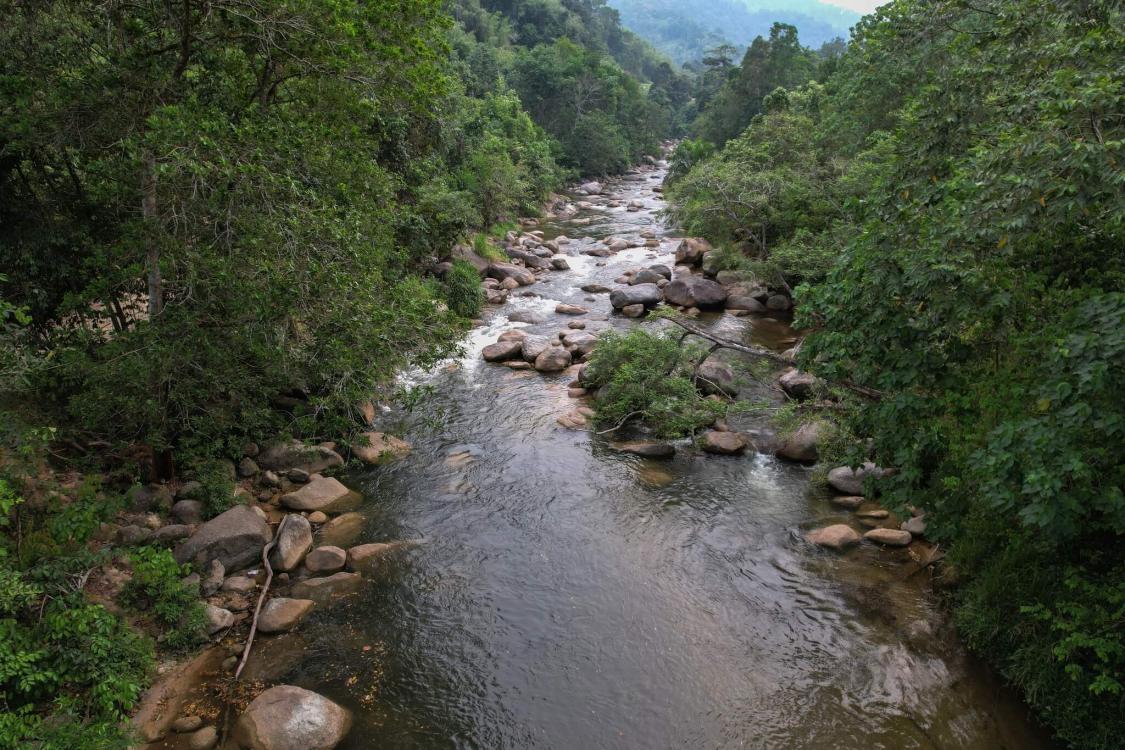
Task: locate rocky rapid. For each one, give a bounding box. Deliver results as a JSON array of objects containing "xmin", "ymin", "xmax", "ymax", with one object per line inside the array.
[{"xmin": 210, "ymin": 161, "xmax": 1053, "ymax": 750}]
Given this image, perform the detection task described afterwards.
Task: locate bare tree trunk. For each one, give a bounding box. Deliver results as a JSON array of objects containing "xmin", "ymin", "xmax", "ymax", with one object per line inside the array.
[{"xmin": 143, "ymin": 152, "xmax": 162, "ymax": 318}]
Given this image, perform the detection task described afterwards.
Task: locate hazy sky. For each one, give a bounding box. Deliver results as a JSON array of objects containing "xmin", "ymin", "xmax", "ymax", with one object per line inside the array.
[{"xmin": 824, "ymin": 0, "xmax": 883, "ymax": 12}]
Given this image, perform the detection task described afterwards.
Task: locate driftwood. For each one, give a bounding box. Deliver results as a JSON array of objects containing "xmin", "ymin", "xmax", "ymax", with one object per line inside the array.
[
  {"xmin": 233, "ymin": 513, "xmax": 291, "ymax": 682},
  {"xmin": 664, "ymin": 316, "xmax": 884, "ymax": 401}
]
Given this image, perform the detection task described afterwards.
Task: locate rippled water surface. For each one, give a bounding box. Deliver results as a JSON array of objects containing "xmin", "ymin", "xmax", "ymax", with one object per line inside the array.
[{"xmin": 260, "ymin": 165, "xmax": 1051, "ymax": 749}]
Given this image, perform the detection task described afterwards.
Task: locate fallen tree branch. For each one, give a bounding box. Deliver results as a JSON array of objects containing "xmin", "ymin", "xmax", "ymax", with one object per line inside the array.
[
  {"xmin": 663, "ymin": 316, "xmax": 883, "ymax": 401},
  {"xmin": 234, "ymin": 513, "xmax": 291, "ymax": 682},
  {"xmin": 595, "ymin": 410, "xmax": 644, "ymax": 435}
]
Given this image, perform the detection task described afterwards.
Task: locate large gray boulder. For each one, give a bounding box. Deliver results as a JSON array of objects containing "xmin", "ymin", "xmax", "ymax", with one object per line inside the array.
[
  {"xmin": 257, "ymin": 441, "xmax": 344, "ymax": 475},
  {"xmin": 234, "ymin": 685, "xmax": 352, "ymax": 750},
  {"xmin": 664, "ymin": 277, "xmax": 727, "ymax": 309},
  {"xmin": 674, "ymin": 238, "xmax": 711, "ymax": 266},
  {"xmin": 778, "ymin": 369, "xmax": 820, "ymax": 401},
  {"xmin": 826, "ymin": 462, "xmax": 885, "ymax": 495},
  {"xmin": 257, "ymin": 598, "xmax": 316, "ymax": 634},
  {"xmin": 609, "ymin": 284, "xmax": 663, "ymax": 309},
  {"xmin": 486, "ymin": 263, "xmax": 535, "ymax": 286},
  {"xmin": 280, "ymin": 476, "xmax": 361, "ymax": 514},
  {"xmin": 482, "ymin": 340, "xmax": 523, "ymax": 362},
  {"xmin": 268, "ymin": 515, "xmax": 313, "ymax": 572},
  {"xmin": 173, "ymin": 505, "xmax": 271, "ymax": 571},
  {"xmin": 534, "ymin": 347, "xmax": 572, "ymax": 372},
  {"xmin": 775, "ymin": 421, "xmax": 825, "ymax": 463},
  {"xmin": 520, "ymin": 335, "xmax": 552, "ymax": 363},
  {"xmin": 506, "ymin": 248, "xmax": 551, "ymax": 270}
]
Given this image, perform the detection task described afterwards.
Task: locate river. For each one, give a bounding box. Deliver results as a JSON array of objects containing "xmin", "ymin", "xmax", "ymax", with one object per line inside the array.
[{"xmin": 245, "ymin": 162, "xmax": 1051, "ymax": 749}]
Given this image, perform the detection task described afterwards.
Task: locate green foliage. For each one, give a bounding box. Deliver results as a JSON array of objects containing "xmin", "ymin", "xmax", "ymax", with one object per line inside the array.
[
  {"xmin": 666, "ymin": 138, "xmax": 714, "ymax": 184},
  {"xmin": 189, "ymin": 459, "xmax": 237, "ymax": 520},
  {"xmin": 692, "ymin": 23, "xmax": 818, "ymax": 146},
  {"xmin": 120, "ymin": 548, "xmax": 205, "ymax": 652},
  {"xmin": 583, "ymin": 328, "xmax": 725, "ymax": 437},
  {"xmin": 472, "ymin": 233, "xmax": 510, "ymax": 262},
  {"xmin": 444, "ymin": 261, "xmax": 485, "ymax": 319}
]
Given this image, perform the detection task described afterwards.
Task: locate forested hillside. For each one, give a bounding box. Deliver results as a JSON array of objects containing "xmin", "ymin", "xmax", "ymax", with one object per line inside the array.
[
  {"xmin": 669, "ymin": 1, "xmax": 1124, "ymax": 747},
  {"xmin": 608, "ymin": 0, "xmax": 857, "ymax": 64}
]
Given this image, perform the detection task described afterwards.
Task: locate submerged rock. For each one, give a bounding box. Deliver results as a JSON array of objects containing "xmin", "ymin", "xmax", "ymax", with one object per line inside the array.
[
  {"xmin": 865, "ymin": 528, "xmax": 913, "ymax": 547},
  {"xmin": 807, "ymin": 524, "xmax": 861, "ymax": 550},
  {"xmin": 351, "ymin": 432, "xmax": 411, "ymax": 465},
  {"xmin": 612, "ymin": 441, "xmax": 675, "ymax": 458},
  {"xmin": 257, "ymin": 597, "xmax": 316, "ymax": 634},
  {"xmin": 289, "ymin": 572, "xmax": 363, "ymax": 605}
]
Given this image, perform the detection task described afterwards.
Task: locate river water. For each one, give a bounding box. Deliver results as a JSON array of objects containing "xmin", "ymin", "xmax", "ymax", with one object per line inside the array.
[{"xmin": 256, "ymin": 164, "xmax": 1050, "ymax": 749}]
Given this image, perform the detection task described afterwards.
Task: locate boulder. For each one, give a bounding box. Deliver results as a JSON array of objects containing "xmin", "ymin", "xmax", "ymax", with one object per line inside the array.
[
  {"xmin": 269, "ymin": 515, "xmax": 313, "ymax": 572},
  {"xmin": 235, "ymin": 685, "xmax": 352, "ymax": 750},
  {"xmin": 289, "ymin": 572, "xmax": 363, "ymax": 606},
  {"xmin": 174, "ymin": 505, "xmax": 271, "ymax": 571},
  {"xmin": 807, "ymin": 525, "xmax": 861, "ymax": 550},
  {"xmin": 609, "ymin": 284, "xmax": 663, "ymax": 309},
  {"xmin": 151, "ymin": 524, "xmax": 192, "ymax": 544},
  {"xmin": 519, "ymin": 335, "xmax": 551, "ymax": 362},
  {"xmin": 507, "ymin": 248, "xmax": 550, "ymax": 270},
  {"xmin": 201, "ymin": 559, "xmax": 225, "ymax": 596},
  {"xmin": 550, "ymin": 257, "xmax": 570, "ymax": 271},
  {"xmin": 775, "ymin": 422, "xmax": 824, "ymax": 463},
  {"xmin": 695, "ymin": 359, "xmax": 737, "ymax": 397},
  {"xmin": 864, "ymin": 528, "xmax": 913, "ymax": 547},
  {"xmin": 778, "ymin": 369, "xmax": 820, "ymax": 401},
  {"xmin": 346, "ymin": 542, "xmax": 410, "ymax": 574},
  {"xmin": 257, "ymin": 598, "xmax": 316, "ymax": 634},
  {"xmin": 581, "ymin": 284, "xmax": 611, "ymax": 294},
  {"xmin": 449, "ymin": 243, "xmax": 489, "ymax": 276},
  {"xmin": 534, "ymin": 347, "xmax": 573, "ymax": 372},
  {"xmin": 766, "ymin": 294, "xmax": 791, "ymax": 311},
  {"xmin": 561, "ymin": 331, "xmax": 597, "ymax": 357},
  {"xmin": 902, "ymin": 514, "xmax": 927, "ymax": 537},
  {"xmin": 726, "ymin": 296, "xmax": 767, "ymax": 313},
  {"xmin": 630, "ymin": 269, "xmax": 665, "ymax": 285},
  {"xmin": 257, "ymin": 441, "xmax": 344, "ymax": 475},
  {"xmin": 126, "ymin": 484, "xmax": 174, "ymax": 513},
  {"xmin": 238, "ymin": 457, "xmax": 259, "ymax": 478},
  {"xmin": 674, "ymin": 238, "xmax": 711, "ymax": 266},
  {"xmin": 579, "ymin": 181, "xmax": 602, "ymax": 195},
  {"xmin": 486, "ymin": 262, "xmax": 535, "ymax": 286},
  {"xmin": 700, "ymin": 431, "xmax": 750, "ymax": 455},
  {"xmin": 621, "ymin": 304, "xmax": 645, "ymax": 318},
  {"xmin": 663, "ymin": 277, "xmax": 727, "ymax": 309},
  {"xmin": 611, "ymin": 441, "xmax": 675, "ymax": 458},
  {"xmin": 280, "ymin": 476, "xmax": 361, "ymax": 514},
  {"xmin": 482, "ymin": 340, "xmax": 524, "ymax": 362},
  {"xmin": 318, "ymin": 513, "xmax": 365, "ymax": 548},
  {"xmin": 555, "ymin": 303, "xmax": 588, "ymax": 316},
  {"xmin": 830, "ymin": 496, "xmax": 865, "ymax": 510},
  {"xmin": 351, "ymin": 432, "xmax": 411, "ymax": 465},
  {"xmin": 826, "ymin": 463, "xmax": 885, "ymax": 496},
  {"xmin": 204, "ymin": 604, "xmax": 234, "ymax": 634},
  {"xmin": 221, "ymin": 574, "xmax": 256, "ymax": 594},
  {"xmin": 188, "ymin": 726, "xmax": 218, "ymax": 750},
  {"xmin": 305, "ymin": 546, "xmax": 347, "ymax": 574}
]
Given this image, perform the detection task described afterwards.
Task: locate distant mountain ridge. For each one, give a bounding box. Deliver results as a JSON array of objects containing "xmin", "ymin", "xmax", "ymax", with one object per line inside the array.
[{"xmin": 606, "ymin": 0, "xmax": 861, "ymax": 63}]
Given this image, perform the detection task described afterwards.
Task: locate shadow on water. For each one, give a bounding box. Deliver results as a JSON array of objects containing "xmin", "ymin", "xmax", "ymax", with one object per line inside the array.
[{"xmin": 262, "ymin": 166, "xmax": 1053, "ymax": 749}]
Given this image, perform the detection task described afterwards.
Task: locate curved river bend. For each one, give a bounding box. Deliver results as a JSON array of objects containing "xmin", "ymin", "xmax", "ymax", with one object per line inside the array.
[{"xmin": 247, "ymin": 164, "xmax": 1050, "ymax": 749}]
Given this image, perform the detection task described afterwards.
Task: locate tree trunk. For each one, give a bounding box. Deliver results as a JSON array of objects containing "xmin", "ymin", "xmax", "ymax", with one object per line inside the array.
[{"xmin": 143, "ymin": 152, "xmax": 162, "ymax": 318}]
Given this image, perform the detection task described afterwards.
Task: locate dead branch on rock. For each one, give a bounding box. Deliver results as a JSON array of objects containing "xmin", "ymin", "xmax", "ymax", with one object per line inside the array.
[{"xmin": 663, "ymin": 316, "xmax": 883, "ymax": 402}]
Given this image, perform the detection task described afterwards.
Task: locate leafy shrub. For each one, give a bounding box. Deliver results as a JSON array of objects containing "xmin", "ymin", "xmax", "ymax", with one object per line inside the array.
[
  {"xmin": 444, "ymin": 260, "xmax": 484, "ymax": 318},
  {"xmin": 119, "ymin": 547, "xmax": 205, "ymax": 652},
  {"xmin": 583, "ymin": 328, "xmax": 725, "ymax": 437},
  {"xmin": 190, "ymin": 459, "xmax": 236, "ymax": 519}
]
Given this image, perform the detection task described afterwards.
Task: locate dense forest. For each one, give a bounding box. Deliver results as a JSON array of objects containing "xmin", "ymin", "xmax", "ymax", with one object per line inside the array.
[{"xmin": 0, "ymin": 0, "xmax": 1121, "ymax": 748}]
